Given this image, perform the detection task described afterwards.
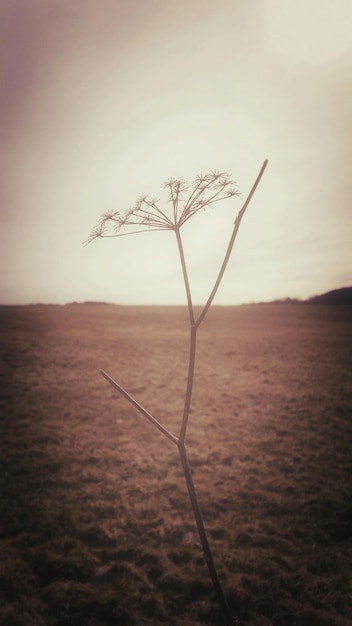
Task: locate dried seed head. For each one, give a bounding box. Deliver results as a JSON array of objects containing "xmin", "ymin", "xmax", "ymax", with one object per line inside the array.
[{"xmin": 84, "ymin": 170, "xmax": 240, "ymax": 244}]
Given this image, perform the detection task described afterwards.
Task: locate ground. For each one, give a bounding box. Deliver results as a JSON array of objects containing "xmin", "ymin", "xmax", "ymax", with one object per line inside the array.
[{"xmin": 0, "ymin": 303, "xmax": 351, "ymax": 625}]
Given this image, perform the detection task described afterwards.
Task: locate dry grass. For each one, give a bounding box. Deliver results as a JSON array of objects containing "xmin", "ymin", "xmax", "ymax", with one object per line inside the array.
[{"xmin": 0, "ymin": 303, "xmax": 351, "ymax": 625}]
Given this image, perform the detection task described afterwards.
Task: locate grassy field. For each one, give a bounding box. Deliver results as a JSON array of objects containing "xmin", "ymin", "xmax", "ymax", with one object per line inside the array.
[{"xmin": 0, "ymin": 303, "xmax": 351, "ymax": 626}]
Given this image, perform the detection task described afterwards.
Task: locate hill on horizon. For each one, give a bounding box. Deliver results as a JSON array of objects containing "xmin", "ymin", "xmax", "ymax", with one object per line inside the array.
[
  {"xmin": 1, "ymin": 287, "xmax": 351, "ymax": 308},
  {"xmin": 305, "ymin": 286, "xmax": 352, "ymax": 305},
  {"xmin": 258, "ymin": 286, "xmax": 352, "ymax": 306}
]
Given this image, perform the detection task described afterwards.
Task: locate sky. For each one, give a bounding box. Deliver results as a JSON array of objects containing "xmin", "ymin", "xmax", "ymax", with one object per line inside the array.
[{"xmin": 1, "ymin": 0, "xmax": 351, "ymax": 306}]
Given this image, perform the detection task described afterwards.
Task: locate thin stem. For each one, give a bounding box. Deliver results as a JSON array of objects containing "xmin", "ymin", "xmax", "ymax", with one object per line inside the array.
[
  {"xmin": 169, "ymin": 183, "xmax": 178, "ymax": 223},
  {"xmin": 178, "ymin": 441, "xmax": 233, "ymax": 624},
  {"xmin": 181, "ymin": 174, "xmax": 218, "ymax": 218},
  {"xmin": 84, "ymin": 227, "xmax": 166, "ymax": 245},
  {"xmin": 174, "ymin": 225, "xmax": 197, "ymax": 442},
  {"xmin": 174, "ymin": 226, "xmax": 195, "ymax": 326},
  {"xmin": 198, "ymin": 183, "xmax": 230, "ymax": 207},
  {"xmin": 179, "ymin": 190, "xmax": 237, "ymax": 228},
  {"xmin": 181, "ymin": 177, "xmax": 207, "ymax": 214},
  {"xmin": 100, "ymin": 369, "xmax": 178, "ymax": 445},
  {"xmin": 140, "ymin": 200, "xmax": 174, "ymax": 226},
  {"xmin": 179, "ymin": 324, "xmax": 197, "ymax": 442},
  {"xmin": 196, "ymin": 159, "xmax": 268, "ymax": 327},
  {"xmin": 176, "ymin": 221, "xmax": 231, "ymax": 621}
]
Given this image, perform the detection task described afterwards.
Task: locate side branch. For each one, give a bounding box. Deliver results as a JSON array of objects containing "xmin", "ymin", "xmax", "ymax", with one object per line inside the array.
[
  {"xmin": 100, "ymin": 369, "xmax": 178, "ymax": 445},
  {"xmin": 196, "ymin": 159, "xmax": 268, "ymax": 327}
]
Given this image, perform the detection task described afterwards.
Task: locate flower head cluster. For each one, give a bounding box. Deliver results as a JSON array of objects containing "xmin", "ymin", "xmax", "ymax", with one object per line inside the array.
[{"xmin": 85, "ymin": 171, "xmax": 240, "ymax": 245}]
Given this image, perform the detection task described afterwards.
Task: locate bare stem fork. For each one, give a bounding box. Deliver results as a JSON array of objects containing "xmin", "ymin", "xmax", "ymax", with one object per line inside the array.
[{"xmin": 98, "ymin": 160, "xmax": 268, "ymax": 624}]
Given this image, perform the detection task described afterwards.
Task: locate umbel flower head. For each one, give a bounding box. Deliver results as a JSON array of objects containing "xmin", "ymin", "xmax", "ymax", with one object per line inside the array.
[{"xmin": 85, "ymin": 171, "xmax": 240, "ymax": 245}]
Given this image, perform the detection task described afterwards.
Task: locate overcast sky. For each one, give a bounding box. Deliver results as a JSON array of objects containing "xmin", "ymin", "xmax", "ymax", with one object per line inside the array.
[{"xmin": 1, "ymin": 0, "xmax": 351, "ymax": 305}]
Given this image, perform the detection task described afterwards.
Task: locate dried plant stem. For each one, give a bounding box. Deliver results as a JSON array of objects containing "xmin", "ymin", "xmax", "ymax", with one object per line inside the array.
[
  {"xmin": 174, "ymin": 226, "xmax": 195, "ymax": 326},
  {"xmin": 101, "ymin": 367, "xmax": 231, "ymax": 619},
  {"xmin": 179, "ymin": 323, "xmax": 197, "ymax": 442},
  {"xmin": 174, "ymin": 224, "xmax": 198, "ymax": 442},
  {"xmin": 196, "ymin": 159, "xmax": 268, "ymax": 326},
  {"xmin": 99, "ymin": 161, "xmax": 268, "ymax": 625},
  {"xmin": 100, "ymin": 369, "xmax": 178, "ymax": 445},
  {"xmin": 178, "ymin": 441, "xmax": 232, "ymax": 621},
  {"xmin": 174, "ymin": 226, "xmax": 232, "ymax": 619}
]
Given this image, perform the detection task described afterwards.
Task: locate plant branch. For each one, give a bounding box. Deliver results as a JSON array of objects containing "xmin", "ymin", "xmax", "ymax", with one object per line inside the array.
[
  {"xmin": 196, "ymin": 159, "xmax": 268, "ymax": 327},
  {"xmin": 175, "ymin": 225, "xmax": 197, "ymax": 442},
  {"xmin": 179, "ymin": 324, "xmax": 197, "ymax": 443},
  {"xmin": 100, "ymin": 369, "xmax": 178, "ymax": 445},
  {"xmin": 90, "ymin": 161, "xmax": 268, "ymax": 624},
  {"xmin": 181, "ymin": 173, "xmax": 219, "ymax": 218},
  {"xmin": 140, "ymin": 199, "xmax": 174, "ymax": 226},
  {"xmin": 181, "ymin": 180, "xmax": 208, "ymax": 218},
  {"xmin": 174, "ymin": 226, "xmax": 195, "ymax": 326},
  {"xmin": 178, "ymin": 441, "xmax": 233, "ymax": 624}
]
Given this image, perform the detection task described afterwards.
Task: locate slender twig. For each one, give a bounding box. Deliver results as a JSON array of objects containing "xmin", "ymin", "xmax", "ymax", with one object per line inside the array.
[
  {"xmin": 179, "ymin": 324, "xmax": 197, "ymax": 443},
  {"xmin": 100, "ymin": 369, "xmax": 178, "ymax": 445},
  {"xmin": 178, "ymin": 440, "xmax": 232, "ymax": 622},
  {"xmin": 181, "ymin": 176, "xmax": 212, "ymax": 215},
  {"xmin": 174, "ymin": 225, "xmax": 198, "ymax": 442},
  {"xmin": 174, "ymin": 226, "xmax": 195, "ymax": 326},
  {"xmin": 196, "ymin": 159, "xmax": 268, "ymax": 327}
]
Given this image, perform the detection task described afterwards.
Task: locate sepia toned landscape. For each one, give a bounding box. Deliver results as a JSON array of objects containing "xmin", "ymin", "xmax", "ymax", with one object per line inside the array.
[{"xmin": 1, "ymin": 302, "xmax": 351, "ymax": 625}]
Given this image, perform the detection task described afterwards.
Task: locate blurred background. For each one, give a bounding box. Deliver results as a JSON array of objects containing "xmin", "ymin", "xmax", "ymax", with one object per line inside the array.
[{"xmin": 1, "ymin": 0, "xmax": 351, "ymax": 305}]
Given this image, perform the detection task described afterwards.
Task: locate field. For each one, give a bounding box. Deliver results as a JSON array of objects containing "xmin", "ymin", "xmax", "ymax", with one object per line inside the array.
[{"xmin": 1, "ymin": 303, "xmax": 351, "ymax": 626}]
